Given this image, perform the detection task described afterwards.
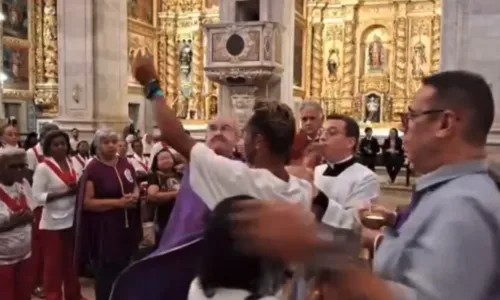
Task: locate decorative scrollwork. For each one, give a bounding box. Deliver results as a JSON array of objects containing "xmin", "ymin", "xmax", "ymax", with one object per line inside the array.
[
  {"xmin": 430, "ymin": 16, "xmax": 441, "ymax": 74},
  {"xmin": 43, "ymin": 0, "xmax": 58, "ymax": 84},
  {"xmin": 34, "ymin": 0, "xmax": 44, "ymax": 83},
  {"xmin": 188, "ymin": 27, "xmax": 204, "ymax": 119},
  {"xmin": 310, "ymin": 23, "xmax": 323, "ymax": 98},
  {"xmin": 157, "ymin": 18, "xmax": 168, "ymax": 93},
  {"xmin": 165, "ymin": 21, "xmax": 178, "ymax": 107},
  {"xmin": 341, "ymin": 21, "xmax": 355, "ymax": 98},
  {"xmin": 393, "ymin": 18, "xmax": 407, "ymax": 97}
]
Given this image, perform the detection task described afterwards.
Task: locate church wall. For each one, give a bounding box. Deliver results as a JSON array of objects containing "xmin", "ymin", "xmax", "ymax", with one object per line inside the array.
[{"xmin": 441, "ymin": 0, "xmax": 500, "ymax": 149}]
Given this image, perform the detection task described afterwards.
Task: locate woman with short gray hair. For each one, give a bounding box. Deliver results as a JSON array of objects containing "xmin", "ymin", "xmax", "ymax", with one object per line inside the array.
[{"xmin": 75, "ymin": 127, "xmax": 141, "ymax": 300}]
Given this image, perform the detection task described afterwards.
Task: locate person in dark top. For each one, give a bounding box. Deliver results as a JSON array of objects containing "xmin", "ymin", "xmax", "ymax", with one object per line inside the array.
[
  {"xmin": 359, "ymin": 127, "xmax": 380, "ymax": 171},
  {"xmin": 146, "ymin": 148, "xmax": 181, "ymax": 241},
  {"xmin": 23, "ymin": 132, "xmax": 38, "ymax": 150},
  {"xmin": 382, "ymin": 128, "xmax": 405, "ymax": 183}
]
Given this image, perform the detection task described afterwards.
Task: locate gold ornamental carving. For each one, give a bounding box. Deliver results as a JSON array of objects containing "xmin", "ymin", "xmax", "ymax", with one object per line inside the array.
[
  {"xmin": 310, "ymin": 23, "xmax": 323, "ymax": 98},
  {"xmin": 33, "ymin": 0, "xmax": 59, "ymax": 116},
  {"xmin": 341, "ymin": 21, "xmax": 355, "ymax": 98},
  {"xmin": 165, "ymin": 19, "xmax": 178, "ymax": 108},
  {"xmin": 188, "ymin": 26, "xmax": 204, "ymax": 120},
  {"xmin": 302, "ymin": 0, "xmax": 440, "ymax": 128},
  {"xmin": 430, "ymin": 16, "xmax": 441, "ymax": 73},
  {"xmin": 393, "ymin": 18, "xmax": 407, "ymax": 98},
  {"xmin": 157, "ymin": 17, "xmax": 168, "ymax": 93}
]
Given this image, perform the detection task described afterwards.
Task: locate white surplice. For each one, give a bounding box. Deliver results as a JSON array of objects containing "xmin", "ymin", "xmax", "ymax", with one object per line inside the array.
[{"xmin": 314, "ymin": 157, "xmax": 380, "ymax": 229}]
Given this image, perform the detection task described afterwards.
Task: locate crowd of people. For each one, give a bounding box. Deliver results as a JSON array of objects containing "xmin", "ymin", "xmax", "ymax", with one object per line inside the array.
[{"xmin": 0, "ymin": 52, "xmax": 499, "ymax": 300}]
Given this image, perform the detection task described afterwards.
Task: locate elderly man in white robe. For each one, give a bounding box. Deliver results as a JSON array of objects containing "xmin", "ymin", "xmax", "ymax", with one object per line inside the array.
[{"xmin": 313, "ymin": 114, "xmax": 380, "ymax": 229}]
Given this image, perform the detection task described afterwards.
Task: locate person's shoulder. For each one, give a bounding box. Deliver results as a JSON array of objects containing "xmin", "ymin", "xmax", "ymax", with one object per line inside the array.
[
  {"xmin": 314, "ymin": 163, "xmax": 328, "ymax": 174},
  {"xmin": 351, "ymin": 162, "xmax": 378, "ymax": 178}
]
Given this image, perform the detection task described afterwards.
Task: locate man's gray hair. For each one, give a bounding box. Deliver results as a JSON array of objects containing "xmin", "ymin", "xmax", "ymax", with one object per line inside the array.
[
  {"xmin": 93, "ymin": 127, "xmax": 118, "ymax": 148},
  {"xmin": 299, "ymin": 101, "xmax": 323, "ymax": 115}
]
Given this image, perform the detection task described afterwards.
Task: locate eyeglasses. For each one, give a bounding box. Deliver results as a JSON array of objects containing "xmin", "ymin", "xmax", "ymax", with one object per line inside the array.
[{"xmin": 407, "ymin": 107, "xmax": 444, "ymax": 120}]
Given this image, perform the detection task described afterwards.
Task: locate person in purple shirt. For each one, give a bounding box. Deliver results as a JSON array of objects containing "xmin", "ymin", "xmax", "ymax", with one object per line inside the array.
[{"xmin": 110, "ymin": 116, "xmax": 240, "ymax": 300}]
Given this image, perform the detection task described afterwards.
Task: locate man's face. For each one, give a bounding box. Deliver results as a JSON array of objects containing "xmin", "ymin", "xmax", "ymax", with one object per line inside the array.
[
  {"xmin": 404, "ymin": 85, "xmax": 445, "ymax": 172},
  {"xmin": 72, "ymin": 129, "xmax": 79, "ymax": 138},
  {"xmin": 320, "ymin": 119, "xmax": 354, "ymax": 162},
  {"xmin": 365, "ymin": 129, "xmax": 372, "ymax": 138},
  {"xmin": 206, "ymin": 117, "xmax": 238, "ymax": 156},
  {"xmin": 300, "ymin": 108, "xmax": 323, "ymax": 139}
]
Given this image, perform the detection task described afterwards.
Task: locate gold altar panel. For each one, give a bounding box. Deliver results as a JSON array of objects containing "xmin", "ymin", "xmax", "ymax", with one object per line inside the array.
[
  {"xmin": 128, "ymin": 32, "xmax": 156, "ymax": 86},
  {"xmin": 2, "ymin": 0, "xmax": 35, "ymax": 100},
  {"xmin": 304, "ymin": 0, "xmax": 441, "ymax": 127},
  {"xmin": 153, "ymin": 0, "xmax": 220, "ymax": 124},
  {"xmin": 127, "ymin": 0, "xmax": 157, "ymax": 93}
]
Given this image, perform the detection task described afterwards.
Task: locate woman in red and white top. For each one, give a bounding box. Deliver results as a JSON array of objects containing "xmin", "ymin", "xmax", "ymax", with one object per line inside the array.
[
  {"xmin": 32, "ymin": 130, "xmax": 83, "ymax": 300},
  {"xmin": 129, "ymin": 138, "xmax": 149, "ymax": 182},
  {"xmin": 71, "ymin": 140, "xmax": 91, "ymax": 174},
  {"xmin": 0, "ymin": 148, "xmax": 35, "ymax": 300}
]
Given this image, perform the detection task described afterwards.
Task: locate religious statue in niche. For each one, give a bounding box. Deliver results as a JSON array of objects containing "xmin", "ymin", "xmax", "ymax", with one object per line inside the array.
[
  {"xmin": 178, "ymin": 40, "xmax": 193, "ymax": 79},
  {"xmin": 364, "ymin": 93, "xmax": 381, "ymax": 123},
  {"xmin": 411, "ymin": 40, "xmax": 427, "ymax": 79},
  {"xmin": 327, "ymin": 48, "xmax": 340, "ymax": 81},
  {"xmin": 368, "ymin": 35, "xmax": 385, "ymax": 72}
]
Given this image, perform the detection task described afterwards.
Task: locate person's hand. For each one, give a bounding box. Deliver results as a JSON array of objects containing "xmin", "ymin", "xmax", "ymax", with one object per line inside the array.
[
  {"xmin": 361, "ymin": 226, "xmax": 382, "ymax": 249},
  {"xmin": 119, "ymin": 194, "xmax": 138, "ymax": 209},
  {"xmin": 231, "ymin": 200, "xmax": 319, "ymax": 263},
  {"xmin": 311, "ymin": 268, "xmax": 393, "ymax": 300},
  {"xmin": 132, "ymin": 53, "xmax": 158, "ymax": 86},
  {"xmin": 12, "ymin": 209, "xmax": 33, "ymax": 224},
  {"xmin": 66, "ymin": 183, "xmax": 78, "ymax": 196}
]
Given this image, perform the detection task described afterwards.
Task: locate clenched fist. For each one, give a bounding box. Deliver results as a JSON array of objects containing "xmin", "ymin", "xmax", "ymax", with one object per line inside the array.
[{"xmin": 132, "ymin": 53, "xmax": 158, "ymax": 86}]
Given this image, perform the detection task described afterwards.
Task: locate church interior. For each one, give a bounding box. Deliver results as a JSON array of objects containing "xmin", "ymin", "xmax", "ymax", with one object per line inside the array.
[{"xmin": 0, "ymin": 0, "xmax": 441, "ymax": 138}]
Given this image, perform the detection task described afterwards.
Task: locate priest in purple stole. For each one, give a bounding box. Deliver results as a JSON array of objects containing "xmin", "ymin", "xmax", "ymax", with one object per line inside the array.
[
  {"xmin": 74, "ymin": 128, "xmax": 141, "ymax": 300},
  {"xmin": 110, "ymin": 117, "xmax": 239, "ymax": 300}
]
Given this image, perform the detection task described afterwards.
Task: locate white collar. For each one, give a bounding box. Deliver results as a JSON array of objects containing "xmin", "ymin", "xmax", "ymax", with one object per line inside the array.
[
  {"xmin": 35, "ymin": 143, "xmax": 43, "ymax": 154},
  {"xmin": 188, "ymin": 278, "xmax": 279, "ymax": 300},
  {"xmin": 133, "ymin": 152, "xmax": 146, "ymax": 162}
]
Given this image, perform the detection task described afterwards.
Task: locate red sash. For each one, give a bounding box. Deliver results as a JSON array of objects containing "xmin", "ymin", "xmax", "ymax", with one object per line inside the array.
[
  {"xmin": 0, "ymin": 185, "xmax": 28, "ymax": 213},
  {"xmin": 135, "ymin": 156, "xmax": 148, "ymax": 172},
  {"xmin": 33, "ymin": 147, "xmax": 44, "ymax": 163},
  {"xmin": 75, "ymin": 155, "xmax": 85, "ymax": 169},
  {"xmin": 44, "ymin": 159, "xmax": 77, "ymax": 187}
]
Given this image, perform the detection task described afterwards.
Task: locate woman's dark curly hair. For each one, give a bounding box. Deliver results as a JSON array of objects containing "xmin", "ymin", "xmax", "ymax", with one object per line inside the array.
[
  {"xmin": 246, "ymin": 101, "xmax": 296, "ymax": 164},
  {"xmin": 199, "ymin": 195, "xmax": 286, "ymax": 299},
  {"xmin": 42, "ymin": 130, "xmax": 71, "ymax": 157}
]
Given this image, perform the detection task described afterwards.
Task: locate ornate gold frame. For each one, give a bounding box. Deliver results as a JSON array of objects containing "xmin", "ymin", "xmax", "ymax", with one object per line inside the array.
[
  {"xmin": 127, "ymin": 0, "xmax": 158, "ymax": 94},
  {"xmin": 2, "ymin": 0, "xmax": 36, "ymax": 100}
]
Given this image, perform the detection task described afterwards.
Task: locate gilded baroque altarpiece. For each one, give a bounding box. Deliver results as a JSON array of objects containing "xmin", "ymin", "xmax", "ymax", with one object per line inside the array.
[
  {"xmin": 1, "ymin": 0, "xmax": 57, "ymax": 117},
  {"xmin": 134, "ymin": 0, "xmax": 220, "ymax": 128},
  {"xmin": 302, "ymin": 0, "xmax": 441, "ymax": 127}
]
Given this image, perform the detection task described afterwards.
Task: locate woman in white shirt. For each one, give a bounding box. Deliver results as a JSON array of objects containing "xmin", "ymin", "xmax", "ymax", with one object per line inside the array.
[
  {"xmin": 32, "ymin": 130, "xmax": 83, "ymax": 300},
  {"xmin": 188, "ymin": 195, "xmax": 284, "ymax": 300},
  {"xmin": 0, "ymin": 148, "xmax": 34, "ymax": 300}
]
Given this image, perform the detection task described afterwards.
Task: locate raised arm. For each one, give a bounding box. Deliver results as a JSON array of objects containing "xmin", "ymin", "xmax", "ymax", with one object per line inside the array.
[{"xmin": 132, "ymin": 54, "xmax": 195, "ymax": 160}]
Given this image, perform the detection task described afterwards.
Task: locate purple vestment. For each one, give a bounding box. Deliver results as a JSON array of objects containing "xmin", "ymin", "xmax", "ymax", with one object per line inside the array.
[{"xmin": 110, "ymin": 167, "xmax": 209, "ymax": 300}]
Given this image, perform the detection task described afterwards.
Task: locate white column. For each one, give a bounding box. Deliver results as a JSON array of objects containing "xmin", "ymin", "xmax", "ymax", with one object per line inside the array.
[
  {"xmin": 93, "ymin": 0, "xmax": 130, "ymax": 133},
  {"xmin": 441, "ymin": 0, "xmax": 500, "ymax": 146},
  {"xmin": 278, "ymin": 0, "xmax": 295, "ymax": 110},
  {"xmin": 55, "ymin": 0, "xmax": 94, "ymax": 138}
]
